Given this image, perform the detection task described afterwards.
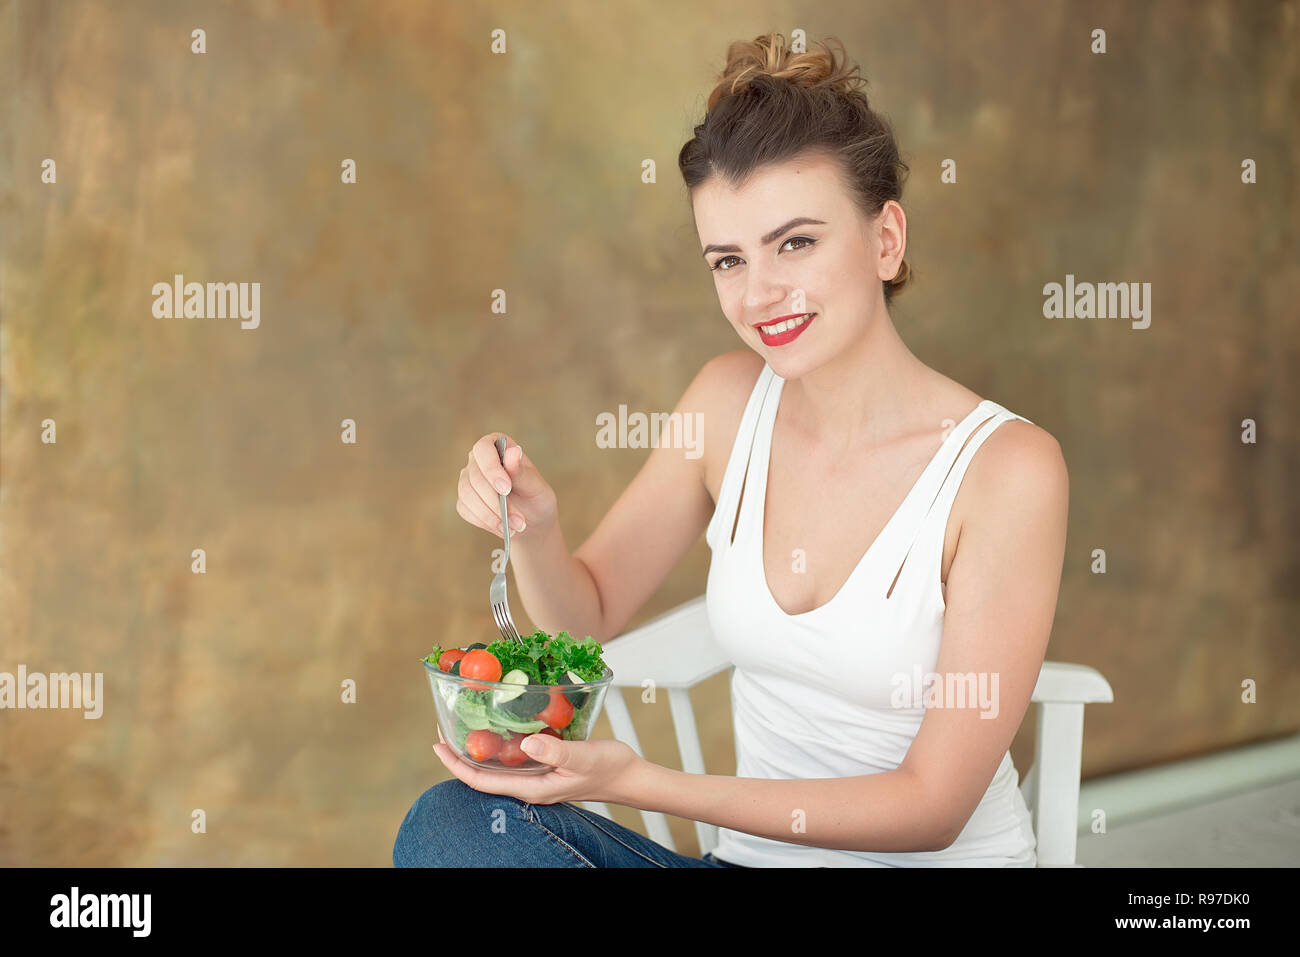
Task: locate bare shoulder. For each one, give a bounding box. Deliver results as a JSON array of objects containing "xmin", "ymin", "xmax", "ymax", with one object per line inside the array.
[
  {"xmin": 693, "ymin": 349, "xmax": 765, "ymax": 499},
  {"xmin": 698, "ymin": 349, "xmax": 765, "ymax": 412},
  {"xmin": 963, "ymin": 417, "xmax": 1069, "ymax": 521}
]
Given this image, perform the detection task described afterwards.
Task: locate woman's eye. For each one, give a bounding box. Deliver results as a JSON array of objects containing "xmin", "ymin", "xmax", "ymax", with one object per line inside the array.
[{"xmin": 710, "ymin": 236, "xmax": 816, "ymax": 273}]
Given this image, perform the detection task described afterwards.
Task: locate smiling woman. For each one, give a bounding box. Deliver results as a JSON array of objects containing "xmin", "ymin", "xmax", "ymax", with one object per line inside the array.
[
  {"xmin": 394, "ymin": 31, "xmax": 1067, "ymax": 869},
  {"xmin": 680, "ymin": 34, "xmax": 912, "ymax": 307},
  {"xmin": 670, "ymin": 32, "xmax": 1065, "ymax": 866}
]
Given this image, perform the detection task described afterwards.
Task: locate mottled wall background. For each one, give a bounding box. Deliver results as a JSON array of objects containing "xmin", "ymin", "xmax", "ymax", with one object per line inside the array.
[{"xmin": 2, "ymin": 0, "xmax": 1296, "ymax": 865}]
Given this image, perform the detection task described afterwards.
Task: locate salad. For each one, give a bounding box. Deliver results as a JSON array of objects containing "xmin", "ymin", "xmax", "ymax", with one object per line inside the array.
[{"xmin": 422, "ymin": 630, "xmax": 610, "ymax": 764}]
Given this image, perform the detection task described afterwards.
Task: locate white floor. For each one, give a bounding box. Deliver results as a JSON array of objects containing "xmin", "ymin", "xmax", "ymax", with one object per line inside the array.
[{"xmin": 1074, "ymin": 776, "xmax": 1300, "ymax": 867}]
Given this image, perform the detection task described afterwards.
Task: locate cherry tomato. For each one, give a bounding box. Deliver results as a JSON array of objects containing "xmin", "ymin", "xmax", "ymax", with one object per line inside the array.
[
  {"xmin": 536, "ymin": 693, "xmax": 574, "ymax": 730},
  {"xmin": 496, "ymin": 733, "xmax": 530, "ymax": 766},
  {"xmin": 464, "ymin": 729, "xmax": 504, "ymax": 762},
  {"xmin": 538, "ymin": 728, "xmax": 561, "ymax": 739},
  {"xmin": 459, "ymin": 650, "xmax": 502, "ymax": 692},
  {"xmin": 438, "ymin": 649, "xmax": 466, "ymax": 672}
]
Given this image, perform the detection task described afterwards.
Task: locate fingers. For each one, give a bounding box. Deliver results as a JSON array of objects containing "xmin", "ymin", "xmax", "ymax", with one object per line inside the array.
[
  {"xmin": 462, "ymin": 460, "xmax": 512, "ymax": 530},
  {"xmin": 460, "ymin": 434, "xmax": 529, "ymax": 536},
  {"xmin": 456, "ymin": 477, "xmax": 506, "ymax": 537},
  {"xmin": 472, "ymin": 433, "xmax": 516, "ymax": 496},
  {"xmin": 465, "ymin": 455, "xmax": 509, "ymax": 522},
  {"xmin": 434, "ymin": 743, "xmax": 479, "ymax": 789},
  {"xmin": 471, "ymin": 468, "xmax": 524, "ymax": 532},
  {"xmin": 436, "ymin": 743, "xmax": 531, "ymax": 798}
]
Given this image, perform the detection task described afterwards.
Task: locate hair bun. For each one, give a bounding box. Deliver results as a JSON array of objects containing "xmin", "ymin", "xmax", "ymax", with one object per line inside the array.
[
  {"xmin": 682, "ymin": 33, "xmax": 911, "ymax": 305},
  {"xmin": 708, "ymin": 33, "xmax": 867, "ymax": 111}
]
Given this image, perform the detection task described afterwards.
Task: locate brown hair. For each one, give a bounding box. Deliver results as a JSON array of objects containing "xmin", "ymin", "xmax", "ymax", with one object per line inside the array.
[{"xmin": 678, "ymin": 33, "xmax": 912, "ymax": 304}]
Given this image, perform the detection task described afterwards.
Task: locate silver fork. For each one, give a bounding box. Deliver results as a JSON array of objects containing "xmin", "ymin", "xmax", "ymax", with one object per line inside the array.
[{"xmin": 490, "ymin": 435, "xmax": 525, "ymax": 645}]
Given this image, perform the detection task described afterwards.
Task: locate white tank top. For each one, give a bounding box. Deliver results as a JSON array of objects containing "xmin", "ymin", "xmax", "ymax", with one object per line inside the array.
[{"xmin": 705, "ymin": 362, "xmax": 1039, "ymax": 867}]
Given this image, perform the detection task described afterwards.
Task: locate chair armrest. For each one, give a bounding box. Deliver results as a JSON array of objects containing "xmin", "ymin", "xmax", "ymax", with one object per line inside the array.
[
  {"xmin": 600, "ymin": 595, "xmax": 733, "ymax": 690},
  {"xmin": 1022, "ymin": 661, "xmax": 1114, "ymax": 867},
  {"xmin": 1031, "ymin": 662, "xmax": 1114, "ymax": 704}
]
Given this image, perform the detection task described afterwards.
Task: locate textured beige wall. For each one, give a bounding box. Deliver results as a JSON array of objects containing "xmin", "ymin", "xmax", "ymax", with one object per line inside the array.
[{"xmin": 2, "ymin": 0, "xmax": 1297, "ymax": 865}]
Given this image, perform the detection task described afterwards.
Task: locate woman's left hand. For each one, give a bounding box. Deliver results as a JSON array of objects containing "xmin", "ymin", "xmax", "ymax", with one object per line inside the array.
[{"xmin": 433, "ymin": 728, "xmax": 644, "ymax": 806}]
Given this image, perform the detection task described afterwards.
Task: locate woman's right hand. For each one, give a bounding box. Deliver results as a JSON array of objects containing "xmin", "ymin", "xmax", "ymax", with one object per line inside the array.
[{"xmin": 458, "ymin": 433, "xmax": 558, "ymax": 540}]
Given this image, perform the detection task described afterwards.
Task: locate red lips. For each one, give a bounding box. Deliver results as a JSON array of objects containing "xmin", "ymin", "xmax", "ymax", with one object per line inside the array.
[
  {"xmin": 754, "ymin": 312, "xmax": 816, "ymax": 346},
  {"xmin": 751, "ymin": 313, "xmax": 808, "ymax": 328}
]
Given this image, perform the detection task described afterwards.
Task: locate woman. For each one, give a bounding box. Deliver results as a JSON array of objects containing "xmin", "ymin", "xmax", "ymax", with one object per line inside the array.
[{"xmin": 394, "ymin": 32, "xmax": 1068, "ymax": 867}]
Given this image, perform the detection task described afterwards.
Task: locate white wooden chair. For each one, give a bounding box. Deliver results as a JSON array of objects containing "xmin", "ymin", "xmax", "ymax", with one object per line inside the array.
[{"xmin": 579, "ymin": 595, "xmax": 1114, "ymax": 867}]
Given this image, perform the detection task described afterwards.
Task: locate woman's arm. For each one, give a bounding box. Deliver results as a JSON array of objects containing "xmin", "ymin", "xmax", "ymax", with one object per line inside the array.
[
  {"xmin": 508, "ymin": 356, "xmax": 724, "ymax": 643},
  {"xmin": 437, "ymin": 420, "xmax": 1068, "ymax": 854},
  {"xmin": 616, "ymin": 761, "xmax": 946, "ymax": 852},
  {"xmin": 612, "ymin": 422, "xmax": 1069, "ymax": 855}
]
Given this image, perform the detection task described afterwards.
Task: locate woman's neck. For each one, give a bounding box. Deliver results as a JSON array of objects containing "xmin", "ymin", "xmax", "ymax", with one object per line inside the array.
[{"xmin": 780, "ymin": 311, "xmax": 931, "ymax": 458}]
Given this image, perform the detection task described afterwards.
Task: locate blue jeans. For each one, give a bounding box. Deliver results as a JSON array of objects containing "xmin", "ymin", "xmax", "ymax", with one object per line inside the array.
[{"xmin": 393, "ymin": 778, "xmax": 747, "ymax": 868}]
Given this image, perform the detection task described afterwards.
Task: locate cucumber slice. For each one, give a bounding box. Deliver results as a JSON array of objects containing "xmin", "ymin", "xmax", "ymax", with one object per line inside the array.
[
  {"xmin": 466, "ymin": 642, "xmax": 488, "ymax": 651},
  {"xmin": 501, "ymin": 690, "xmax": 548, "ymax": 718},
  {"xmin": 493, "ymin": 669, "xmax": 530, "ymax": 704},
  {"xmin": 563, "ymin": 670, "xmax": 593, "ymax": 707}
]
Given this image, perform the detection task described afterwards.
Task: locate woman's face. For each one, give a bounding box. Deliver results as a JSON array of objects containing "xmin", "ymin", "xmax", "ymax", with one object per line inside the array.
[{"xmin": 692, "ymin": 151, "xmax": 904, "ymax": 377}]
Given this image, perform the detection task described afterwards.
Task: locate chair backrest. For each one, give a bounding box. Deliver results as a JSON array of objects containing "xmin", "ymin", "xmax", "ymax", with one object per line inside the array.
[{"xmin": 581, "ymin": 595, "xmax": 1113, "ymax": 867}]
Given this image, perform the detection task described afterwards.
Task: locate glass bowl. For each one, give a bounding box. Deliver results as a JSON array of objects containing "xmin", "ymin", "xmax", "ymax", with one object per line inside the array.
[{"xmin": 424, "ymin": 659, "xmax": 615, "ymax": 773}]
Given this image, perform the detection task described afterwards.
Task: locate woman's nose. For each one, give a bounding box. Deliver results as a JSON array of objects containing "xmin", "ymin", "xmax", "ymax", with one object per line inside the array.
[{"xmin": 743, "ymin": 273, "xmax": 788, "ymax": 311}]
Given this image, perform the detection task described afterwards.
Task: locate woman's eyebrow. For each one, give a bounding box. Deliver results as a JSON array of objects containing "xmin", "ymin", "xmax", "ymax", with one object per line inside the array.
[{"xmin": 702, "ymin": 217, "xmax": 827, "ymax": 258}]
